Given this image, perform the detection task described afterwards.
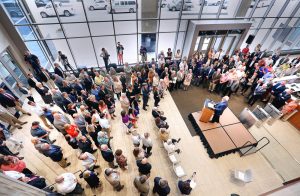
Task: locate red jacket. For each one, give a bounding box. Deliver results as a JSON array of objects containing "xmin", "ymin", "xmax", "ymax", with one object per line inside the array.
[{"xmin": 66, "ymin": 125, "xmax": 79, "ymax": 138}]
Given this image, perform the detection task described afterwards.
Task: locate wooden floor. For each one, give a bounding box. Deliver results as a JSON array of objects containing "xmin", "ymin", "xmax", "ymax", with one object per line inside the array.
[{"xmin": 7, "ymin": 90, "xmax": 294, "ymax": 195}]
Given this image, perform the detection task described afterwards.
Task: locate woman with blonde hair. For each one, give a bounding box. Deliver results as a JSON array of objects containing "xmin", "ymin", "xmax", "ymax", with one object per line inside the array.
[{"xmin": 120, "ymin": 93, "xmax": 130, "ymax": 113}]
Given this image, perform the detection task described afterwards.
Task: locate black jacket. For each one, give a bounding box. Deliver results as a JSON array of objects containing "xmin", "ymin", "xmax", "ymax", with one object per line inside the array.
[
  {"xmin": 54, "ymin": 67, "xmax": 64, "ymax": 78},
  {"xmin": 0, "ymin": 93, "xmax": 18, "ymax": 108}
]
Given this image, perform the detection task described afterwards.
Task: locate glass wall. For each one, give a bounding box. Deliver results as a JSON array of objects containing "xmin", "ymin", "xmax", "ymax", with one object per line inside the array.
[{"xmin": 1, "ymin": 0, "xmax": 300, "ymax": 70}]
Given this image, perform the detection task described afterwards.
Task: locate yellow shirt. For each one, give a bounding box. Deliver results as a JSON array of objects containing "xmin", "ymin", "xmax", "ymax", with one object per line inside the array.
[{"xmin": 94, "ymin": 75, "xmax": 104, "ymax": 85}]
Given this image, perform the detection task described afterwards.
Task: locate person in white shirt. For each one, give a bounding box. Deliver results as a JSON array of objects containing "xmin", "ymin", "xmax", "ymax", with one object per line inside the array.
[
  {"xmin": 142, "ymin": 132, "xmax": 153, "ymax": 156},
  {"xmin": 132, "ymin": 130, "xmax": 141, "ymax": 147},
  {"xmin": 163, "ymin": 139, "xmax": 181, "ymax": 154},
  {"xmin": 99, "ymin": 113, "xmax": 111, "ymax": 137},
  {"xmin": 158, "ymin": 56, "xmax": 165, "ymax": 67},
  {"xmin": 79, "ymin": 152, "xmax": 99, "ymax": 170},
  {"xmin": 265, "ymin": 56, "xmax": 273, "ymax": 66},
  {"xmin": 28, "ymin": 101, "xmax": 53, "ymax": 129},
  {"xmin": 55, "ymin": 173, "xmax": 84, "ymax": 195}
]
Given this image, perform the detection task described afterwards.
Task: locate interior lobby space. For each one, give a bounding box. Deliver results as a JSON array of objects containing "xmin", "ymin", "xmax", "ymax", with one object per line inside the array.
[{"xmin": 0, "ymin": 0, "xmax": 300, "ymax": 195}]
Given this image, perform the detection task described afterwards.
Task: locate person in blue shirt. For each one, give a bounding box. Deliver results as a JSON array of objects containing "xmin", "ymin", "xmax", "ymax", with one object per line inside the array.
[
  {"xmin": 30, "ymin": 121, "xmax": 56, "ymax": 144},
  {"xmin": 210, "ymin": 96, "xmax": 229, "ymax": 123},
  {"xmin": 40, "ymin": 143, "xmax": 70, "ymax": 168},
  {"xmin": 153, "ymin": 177, "xmax": 170, "ymax": 196}
]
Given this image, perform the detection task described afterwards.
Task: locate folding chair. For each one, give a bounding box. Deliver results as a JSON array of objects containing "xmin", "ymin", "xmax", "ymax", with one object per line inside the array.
[
  {"xmin": 232, "ymin": 169, "xmax": 252, "ymax": 183},
  {"xmin": 173, "ymin": 163, "xmax": 186, "ymax": 179}
]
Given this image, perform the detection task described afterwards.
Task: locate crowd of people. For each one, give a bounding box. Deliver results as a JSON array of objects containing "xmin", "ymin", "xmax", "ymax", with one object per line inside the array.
[{"xmin": 0, "ymin": 41, "xmax": 299, "ymax": 195}]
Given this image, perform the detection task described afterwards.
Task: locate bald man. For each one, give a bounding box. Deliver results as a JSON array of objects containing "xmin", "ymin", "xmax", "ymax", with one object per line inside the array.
[{"xmin": 210, "ymin": 96, "xmax": 229, "ymax": 123}]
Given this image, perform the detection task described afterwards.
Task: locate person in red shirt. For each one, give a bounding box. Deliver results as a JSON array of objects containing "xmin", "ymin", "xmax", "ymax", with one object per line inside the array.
[
  {"xmin": 242, "ymin": 45, "xmax": 250, "ymax": 56},
  {"xmin": 64, "ymin": 124, "xmax": 79, "ymax": 138}
]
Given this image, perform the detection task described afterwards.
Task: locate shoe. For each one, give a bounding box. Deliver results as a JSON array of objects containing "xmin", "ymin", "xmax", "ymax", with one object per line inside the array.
[
  {"xmin": 113, "ymin": 165, "xmax": 118, "ymax": 168},
  {"xmin": 49, "ymin": 187, "xmax": 54, "ymax": 191},
  {"xmin": 143, "ymin": 108, "xmax": 147, "ymax": 111},
  {"xmin": 94, "ymin": 165, "xmax": 100, "ymax": 169},
  {"xmin": 117, "ymin": 185, "xmax": 124, "ymax": 191},
  {"xmin": 51, "ymin": 139, "xmax": 56, "ymax": 144},
  {"xmin": 13, "ymin": 152, "xmax": 20, "ymax": 156},
  {"xmin": 48, "ymin": 126, "xmax": 54, "ymax": 129},
  {"xmin": 18, "ymin": 157, "xmax": 24, "ymax": 160},
  {"xmin": 26, "ymin": 113, "xmax": 32, "ymax": 116},
  {"xmin": 92, "ymin": 149, "xmax": 97, "ymax": 153},
  {"xmin": 66, "ymin": 163, "xmax": 71, "ymax": 167},
  {"xmin": 147, "ymin": 152, "xmax": 152, "ymax": 156},
  {"xmin": 177, "ymin": 138, "xmax": 181, "ymax": 143},
  {"xmin": 109, "ymin": 137, "xmax": 113, "ymax": 139},
  {"xmin": 113, "ymin": 114, "xmax": 117, "ymax": 117},
  {"xmin": 17, "ymin": 126, "xmax": 23, "ymax": 129},
  {"xmin": 20, "ymin": 122, "xmax": 27, "ymax": 125},
  {"xmin": 146, "ymin": 104, "xmax": 149, "ymax": 106},
  {"xmin": 175, "ymin": 149, "xmax": 181, "ymax": 154},
  {"xmin": 64, "ymin": 158, "xmax": 67, "ymax": 161}
]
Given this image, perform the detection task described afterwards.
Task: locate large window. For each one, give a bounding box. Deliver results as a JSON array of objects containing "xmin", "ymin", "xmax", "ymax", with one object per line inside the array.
[{"xmin": 1, "ymin": 0, "xmax": 300, "ymax": 70}]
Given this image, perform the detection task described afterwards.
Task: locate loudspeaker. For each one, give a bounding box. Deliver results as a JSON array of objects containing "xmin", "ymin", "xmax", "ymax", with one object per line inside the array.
[{"xmin": 246, "ymin": 35, "xmax": 255, "ymax": 44}]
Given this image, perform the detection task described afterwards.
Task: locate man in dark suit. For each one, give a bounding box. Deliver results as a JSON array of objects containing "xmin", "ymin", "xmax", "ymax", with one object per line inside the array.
[
  {"xmin": 271, "ymin": 81, "xmax": 286, "ymax": 97},
  {"xmin": 272, "ymin": 89, "xmax": 292, "ymax": 109},
  {"xmin": 98, "ymin": 85, "xmax": 108, "ymax": 101},
  {"xmin": 27, "ymin": 73, "xmax": 40, "ymax": 89},
  {"xmin": 210, "ymin": 96, "xmax": 229, "ymax": 123},
  {"xmin": 51, "ymin": 89, "xmax": 66, "ymax": 112},
  {"xmin": 202, "ymin": 64, "xmax": 215, "ymax": 88},
  {"xmin": 0, "ymin": 88, "xmax": 31, "ymax": 116},
  {"xmin": 62, "ymin": 92, "xmax": 73, "ymax": 105},
  {"xmin": 246, "ymin": 56, "xmax": 258, "ymax": 72},
  {"xmin": 24, "ymin": 50, "xmax": 41, "ymax": 74},
  {"xmin": 54, "ymin": 63, "xmax": 64, "ymax": 78},
  {"xmin": 78, "ymin": 136, "xmax": 97, "ymax": 154}
]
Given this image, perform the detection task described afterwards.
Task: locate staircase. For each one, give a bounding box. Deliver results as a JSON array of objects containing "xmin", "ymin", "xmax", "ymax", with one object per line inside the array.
[{"xmin": 239, "ymin": 137, "xmax": 270, "ymax": 157}]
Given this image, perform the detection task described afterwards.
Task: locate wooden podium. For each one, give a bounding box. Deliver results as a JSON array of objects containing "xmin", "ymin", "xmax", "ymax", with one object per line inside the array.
[{"xmin": 199, "ymin": 99, "xmax": 215, "ymax": 123}]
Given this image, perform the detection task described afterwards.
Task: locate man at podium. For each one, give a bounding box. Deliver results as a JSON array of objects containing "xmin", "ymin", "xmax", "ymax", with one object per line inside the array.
[{"xmin": 210, "ymin": 96, "xmax": 229, "ymax": 123}]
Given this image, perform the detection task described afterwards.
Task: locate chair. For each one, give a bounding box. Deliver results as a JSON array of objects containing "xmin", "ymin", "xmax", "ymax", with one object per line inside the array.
[
  {"xmin": 173, "ymin": 163, "xmax": 186, "ymax": 179},
  {"xmin": 168, "ymin": 153, "xmax": 180, "ymax": 164},
  {"xmin": 232, "ymin": 169, "xmax": 252, "ymax": 183}
]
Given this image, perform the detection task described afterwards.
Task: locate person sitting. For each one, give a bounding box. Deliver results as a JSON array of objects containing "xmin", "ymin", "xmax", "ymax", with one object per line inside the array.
[
  {"xmin": 163, "ymin": 139, "xmax": 181, "ymax": 154},
  {"xmin": 55, "ymin": 173, "xmax": 84, "ymax": 195},
  {"xmin": 78, "ymin": 152, "xmax": 99, "ymax": 170},
  {"xmin": 104, "ymin": 168, "xmax": 124, "ymax": 192},
  {"xmin": 65, "ymin": 134, "xmax": 78, "ymax": 149},
  {"xmin": 64, "ymin": 124, "xmax": 79, "ymax": 139},
  {"xmin": 178, "ymin": 172, "xmax": 196, "ymax": 195},
  {"xmin": 155, "ymin": 117, "xmax": 169, "ymax": 129},
  {"xmin": 0, "ymin": 155, "xmax": 33, "ymax": 176},
  {"xmin": 152, "ymin": 107, "xmax": 167, "ymax": 121},
  {"xmin": 97, "ymin": 131, "xmax": 111, "ymax": 149},
  {"xmin": 136, "ymin": 158, "xmax": 152, "ymax": 176},
  {"xmin": 82, "ymin": 170, "xmax": 101, "ymax": 189},
  {"xmin": 30, "ymin": 121, "xmax": 56, "ymax": 144},
  {"xmin": 78, "ymin": 136, "xmax": 97, "ymax": 154},
  {"xmin": 153, "ymin": 177, "xmax": 171, "ymax": 195},
  {"xmin": 159, "ymin": 128, "xmax": 180, "ymax": 143}
]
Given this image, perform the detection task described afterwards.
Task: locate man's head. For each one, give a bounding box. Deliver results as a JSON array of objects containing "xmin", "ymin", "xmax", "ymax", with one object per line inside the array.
[
  {"xmin": 222, "ymin": 96, "xmax": 229, "ymax": 102},
  {"xmin": 41, "ymin": 143, "xmax": 50, "ymax": 150},
  {"xmin": 31, "ymin": 121, "xmax": 40, "ymax": 128},
  {"xmin": 105, "ymin": 168, "xmax": 113, "ymax": 176},
  {"xmin": 0, "ymin": 88, "xmax": 4, "ymax": 94},
  {"xmin": 159, "ymin": 179, "xmax": 168, "ymax": 188}
]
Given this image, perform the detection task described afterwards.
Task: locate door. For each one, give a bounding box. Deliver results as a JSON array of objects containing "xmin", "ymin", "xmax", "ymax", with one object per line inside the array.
[{"xmin": 0, "ymin": 50, "xmax": 28, "ymax": 98}]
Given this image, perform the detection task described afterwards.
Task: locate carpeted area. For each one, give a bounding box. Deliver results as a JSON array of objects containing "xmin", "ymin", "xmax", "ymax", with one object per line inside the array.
[{"xmin": 170, "ymin": 85, "xmax": 258, "ymax": 136}]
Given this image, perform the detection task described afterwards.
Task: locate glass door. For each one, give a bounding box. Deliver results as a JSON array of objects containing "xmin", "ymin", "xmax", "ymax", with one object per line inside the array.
[{"xmin": 0, "ymin": 50, "xmax": 28, "ymax": 98}]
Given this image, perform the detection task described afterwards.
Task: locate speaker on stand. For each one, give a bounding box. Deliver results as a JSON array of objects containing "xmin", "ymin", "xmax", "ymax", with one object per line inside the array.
[{"xmin": 246, "ymin": 35, "xmax": 255, "ymax": 44}]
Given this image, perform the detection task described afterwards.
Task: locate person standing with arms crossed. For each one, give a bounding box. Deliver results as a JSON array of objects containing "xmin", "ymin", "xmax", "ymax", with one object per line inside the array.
[{"xmin": 116, "ymin": 42, "xmax": 124, "ymax": 65}]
